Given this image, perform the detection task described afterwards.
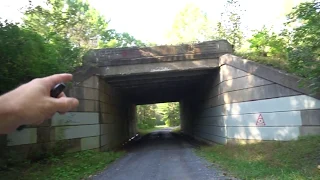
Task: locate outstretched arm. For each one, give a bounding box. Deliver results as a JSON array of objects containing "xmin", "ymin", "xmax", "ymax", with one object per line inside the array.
[{"xmin": 0, "ymin": 74, "xmax": 79, "ymax": 134}]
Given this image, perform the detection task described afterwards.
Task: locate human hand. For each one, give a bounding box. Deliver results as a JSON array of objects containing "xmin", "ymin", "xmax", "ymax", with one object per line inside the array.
[{"xmin": 0, "ymin": 74, "xmax": 79, "ymax": 133}]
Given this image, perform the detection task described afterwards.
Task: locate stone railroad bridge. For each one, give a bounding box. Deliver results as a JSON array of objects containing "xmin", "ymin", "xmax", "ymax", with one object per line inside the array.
[{"xmin": 4, "ymin": 40, "xmax": 320, "ymax": 155}]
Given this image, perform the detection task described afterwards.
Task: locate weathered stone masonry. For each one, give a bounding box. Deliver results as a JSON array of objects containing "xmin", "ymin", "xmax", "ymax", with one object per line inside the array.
[
  {"xmin": 2, "ymin": 40, "xmax": 320, "ymax": 158},
  {"xmin": 181, "ymin": 54, "xmax": 320, "ymax": 144}
]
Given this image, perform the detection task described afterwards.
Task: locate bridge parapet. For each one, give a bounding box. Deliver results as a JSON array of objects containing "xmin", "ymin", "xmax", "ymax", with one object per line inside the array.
[{"xmin": 83, "ymin": 40, "xmax": 233, "ymax": 66}]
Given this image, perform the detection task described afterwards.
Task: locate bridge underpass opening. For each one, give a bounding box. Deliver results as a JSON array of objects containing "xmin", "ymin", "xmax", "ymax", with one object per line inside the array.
[
  {"xmin": 104, "ymin": 68, "xmax": 218, "ymax": 139},
  {"xmin": 135, "ymin": 102, "xmax": 181, "ymax": 133},
  {"xmin": 5, "ymin": 40, "xmax": 320, "ymax": 156}
]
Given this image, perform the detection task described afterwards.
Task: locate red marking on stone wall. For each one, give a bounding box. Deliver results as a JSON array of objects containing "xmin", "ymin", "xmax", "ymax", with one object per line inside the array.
[
  {"xmin": 122, "ymin": 51, "xmax": 128, "ymax": 57},
  {"xmin": 256, "ymin": 114, "xmax": 266, "ymax": 126}
]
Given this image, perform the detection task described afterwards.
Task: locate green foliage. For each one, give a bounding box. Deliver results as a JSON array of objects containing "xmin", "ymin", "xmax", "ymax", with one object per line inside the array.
[
  {"xmin": 286, "ymin": 0, "xmax": 320, "ymax": 93},
  {"xmin": 166, "ymin": 3, "xmax": 215, "ymax": 44},
  {"xmin": 243, "ymin": 1, "xmax": 320, "ymax": 93},
  {"xmin": 248, "ymin": 26, "xmax": 287, "ymax": 58},
  {"xmin": 167, "ymin": 0, "xmax": 245, "ymax": 48},
  {"xmin": 0, "ymin": 136, "xmax": 78, "ymax": 170},
  {"xmin": 0, "ymin": 150, "xmax": 125, "ymax": 180},
  {"xmin": 196, "ymin": 135, "xmax": 320, "ymax": 179},
  {"xmin": 166, "ymin": 0, "xmax": 320, "ymax": 94},
  {"xmin": 99, "ymin": 30, "xmax": 145, "ymax": 48},
  {"xmin": 24, "ymin": 0, "xmax": 107, "ymax": 49},
  {"xmin": 0, "ymin": 0, "xmax": 144, "ymax": 93},
  {"xmin": 171, "ymin": 126, "xmax": 181, "ymax": 133},
  {"xmin": 216, "ymin": 0, "xmax": 245, "ymax": 50},
  {"xmin": 287, "ymin": 1, "xmax": 320, "ymax": 49},
  {"xmin": 136, "ymin": 103, "xmax": 180, "ymax": 130},
  {"xmin": 0, "ymin": 21, "xmax": 80, "ymax": 94},
  {"xmin": 157, "ymin": 102, "xmax": 180, "ymax": 127},
  {"xmin": 137, "ymin": 126, "xmax": 168, "ymax": 136},
  {"xmin": 24, "ymin": 0, "xmax": 144, "ymax": 49},
  {"xmin": 136, "ymin": 104, "xmax": 157, "ymax": 129},
  {"xmin": 235, "ymin": 52, "xmax": 291, "ymax": 72},
  {"xmin": 155, "ymin": 114, "xmax": 166, "ymax": 126}
]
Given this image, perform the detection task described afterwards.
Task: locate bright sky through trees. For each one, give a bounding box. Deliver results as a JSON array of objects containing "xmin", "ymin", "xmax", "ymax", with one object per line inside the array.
[{"xmin": 0, "ymin": 0, "xmax": 305, "ymax": 44}]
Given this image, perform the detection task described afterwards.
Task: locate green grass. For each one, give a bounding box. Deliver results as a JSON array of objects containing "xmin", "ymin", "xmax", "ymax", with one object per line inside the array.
[
  {"xmin": 235, "ymin": 52, "xmax": 292, "ymax": 73},
  {"xmin": 171, "ymin": 126, "xmax": 181, "ymax": 133},
  {"xmin": 195, "ymin": 135, "xmax": 320, "ymax": 180},
  {"xmin": 138, "ymin": 125, "xmax": 168, "ymax": 136},
  {"xmin": 0, "ymin": 150, "xmax": 125, "ymax": 180},
  {"xmin": 155, "ymin": 125, "xmax": 168, "ymax": 128}
]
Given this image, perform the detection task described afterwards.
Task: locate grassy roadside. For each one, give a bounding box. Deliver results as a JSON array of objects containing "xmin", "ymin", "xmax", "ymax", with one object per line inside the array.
[
  {"xmin": 138, "ymin": 125, "xmax": 169, "ymax": 136},
  {"xmin": 0, "ymin": 150, "xmax": 125, "ymax": 180},
  {"xmin": 171, "ymin": 126, "xmax": 181, "ymax": 133},
  {"xmin": 195, "ymin": 136, "xmax": 320, "ymax": 180}
]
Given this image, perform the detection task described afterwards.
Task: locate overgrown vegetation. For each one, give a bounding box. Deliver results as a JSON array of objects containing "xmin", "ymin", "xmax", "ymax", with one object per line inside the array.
[
  {"xmin": 0, "ymin": 150, "xmax": 124, "ymax": 180},
  {"xmin": 0, "ymin": 0, "xmax": 144, "ymax": 94},
  {"xmin": 168, "ymin": 0, "xmax": 320, "ymax": 93},
  {"xmin": 0, "ymin": 139, "xmax": 69, "ymax": 170},
  {"xmin": 136, "ymin": 104, "xmax": 158, "ymax": 130},
  {"xmin": 136, "ymin": 102, "xmax": 180, "ymax": 130},
  {"xmin": 241, "ymin": 0, "xmax": 320, "ymax": 93},
  {"xmin": 157, "ymin": 103, "xmax": 180, "ymax": 127},
  {"xmin": 196, "ymin": 135, "xmax": 320, "ymax": 179}
]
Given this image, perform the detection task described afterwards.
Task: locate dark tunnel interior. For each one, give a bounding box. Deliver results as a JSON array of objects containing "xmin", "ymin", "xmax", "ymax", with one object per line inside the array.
[{"xmin": 104, "ymin": 68, "xmax": 219, "ymax": 105}]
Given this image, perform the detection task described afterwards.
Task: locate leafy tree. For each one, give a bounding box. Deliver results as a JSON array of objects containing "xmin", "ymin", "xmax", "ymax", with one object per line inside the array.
[
  {"xmin": 286, "ymin": 0, "xmax": 320, "ymax": 92},
  {"xmin": 0, "ymin": 0, "xmax": 145, "ymax": 94},
  {"xmin": 98, "ymin": 30, "xmax": 145, "ymax": 48},
  {"xmin": 24, "ymin": 0, "xmax": 107, "ymax": 49},
  {"xmin": 136, "ymin": 103, "xmax": 180, "ymax": 129},
  {"xmin": 216, "ymin": 0, "xmax": 245, "ymax": 50},
  {"xmin": 0, "ymin": 21, "xmax": 80, "ymax": 94},
  {"xmin": 136, "ymin": 104, "xmax": 157, "ymax": 129},
  {"xmin": 157, "ymin": 103, "xmax": 180, "ymax": 127},
  {"xmin": 24, "ymin": 0, "xmax": 144, "ymax": 49},
  {"xmin": 248, "ymin": 26, "xmax": 287, "ymax": 58},
  {"xmin": 287, "ymin": 0, "xmax": 320, "ymax": 50},
  {"xmin": 166, "ymin": 3, "xmax": 215, "ymax": 44}
]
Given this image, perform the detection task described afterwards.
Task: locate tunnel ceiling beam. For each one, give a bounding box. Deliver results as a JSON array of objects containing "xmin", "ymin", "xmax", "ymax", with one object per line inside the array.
[
  {"xmin": 119, "ymin": 81, "xmax": 200, "ymax": 90},
  {"xmin": 104, "ymin": 69, "xmax": 215, "ymax": 82},
  {"xmin": 109, "ymin": 76, "xmax": 206, "ymax": 88}
]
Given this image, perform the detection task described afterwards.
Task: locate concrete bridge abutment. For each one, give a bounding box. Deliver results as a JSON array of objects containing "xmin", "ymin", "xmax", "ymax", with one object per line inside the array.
[
  {"xmin": 180, "ymin": 54, "xmax": 320, "ymax": 144},
  {"xmin": 3, "ymin": 40, "xmax": 320, "ymax": 158}
]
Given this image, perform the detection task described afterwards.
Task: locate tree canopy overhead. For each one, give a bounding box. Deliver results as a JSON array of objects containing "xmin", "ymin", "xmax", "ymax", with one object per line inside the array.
[
  {"xmin": 24, "ymin": 0, "xmax": 145, "ymax": 49},
  {"xmin": 166, "ymin": 3, "xmax": 215, "ymax": 45},
  {"xmin": 0, "ymin": 0, "xmax": 145, "ymax": 94}
]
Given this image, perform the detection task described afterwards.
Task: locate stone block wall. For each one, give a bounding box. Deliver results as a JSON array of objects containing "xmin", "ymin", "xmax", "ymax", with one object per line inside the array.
[
  {"xmin": 180, "ymin": 99, "xmax": 193, "ymax": 137},
  {"xmin": 99, "ymin": 78, "xmax": 135, "ymax": 151},
  {"xmin": 3, "ymin": 76, "xmax": 101, "ymax": 157},
  {"xmin": 181, "ymin": 55, "xmax": 320, "ymax": 144},
  {"xmin": 3, "ymin": 75, "xmax": 135, "ymax": 158}
]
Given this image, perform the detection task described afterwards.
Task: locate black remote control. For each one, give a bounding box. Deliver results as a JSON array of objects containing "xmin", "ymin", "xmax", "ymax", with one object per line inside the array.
[{"xmin": 16, "ymin": 83, "xmax": 66, "ymax": 131}]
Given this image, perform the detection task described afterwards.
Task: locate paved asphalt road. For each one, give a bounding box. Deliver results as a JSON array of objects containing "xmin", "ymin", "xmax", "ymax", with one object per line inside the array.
[{"xmin": 92, "ymin": 129, "xmax": 234, "ymax": 180}]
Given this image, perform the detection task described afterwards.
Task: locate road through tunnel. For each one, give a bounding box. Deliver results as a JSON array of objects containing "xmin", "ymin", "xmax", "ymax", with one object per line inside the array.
[{"xmin": 4, "ymin": 40, "xmax": 320, "ymax": 156}]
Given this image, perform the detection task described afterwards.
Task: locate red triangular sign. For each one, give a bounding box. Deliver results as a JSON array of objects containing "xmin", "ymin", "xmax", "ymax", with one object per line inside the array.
[{"xmin": 256, "ymin": 114, "xmax": 266, "ymax": 126}]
